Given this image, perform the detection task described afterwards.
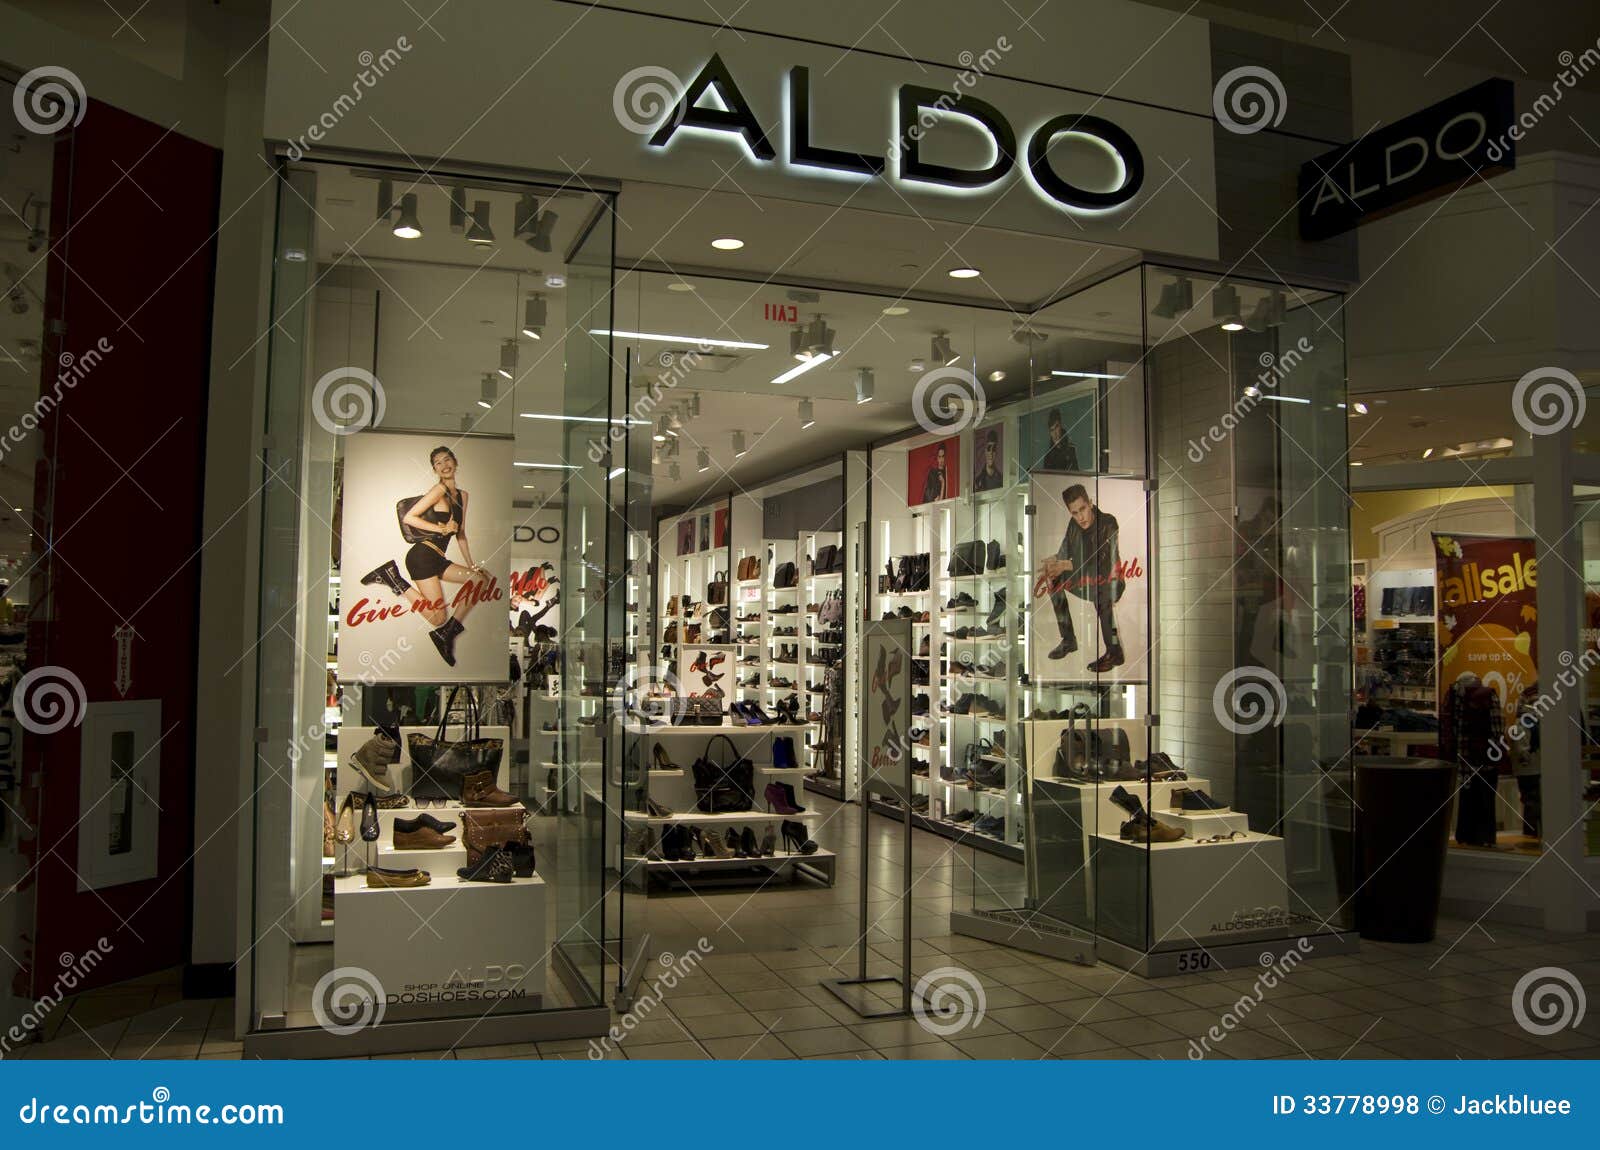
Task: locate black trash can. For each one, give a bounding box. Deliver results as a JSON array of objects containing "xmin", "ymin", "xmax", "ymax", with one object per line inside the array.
[{"xmin": 1353, "ymin": 756, "xmax": 1456, "ymax": 942}]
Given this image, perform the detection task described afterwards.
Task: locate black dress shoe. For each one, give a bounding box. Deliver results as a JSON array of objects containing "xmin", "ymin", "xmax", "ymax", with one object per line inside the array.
[{"xmin": 1047, "ymin": 638, "xmax": 1078, "ymax": 660}]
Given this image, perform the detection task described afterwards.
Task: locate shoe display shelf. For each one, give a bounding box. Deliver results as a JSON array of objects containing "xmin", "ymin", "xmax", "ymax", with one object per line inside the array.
[
  {"xmin": 334, "ymin": 870, "xmax": 547, "ymax": 1016},
  {"xmin": 620, "ymin": 717, "xmax": 835, "ymax": 890}
]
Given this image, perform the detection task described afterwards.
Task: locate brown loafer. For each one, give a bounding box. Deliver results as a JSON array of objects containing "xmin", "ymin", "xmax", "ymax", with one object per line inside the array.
[
  {"xmin": 393, "ymin": 820, "xmax": 457, "ymax": 850},
  {"xmin": 365, "ymin": 866, "xmax": 431, "ymax": 888},
  {"xmin": 1120, "ymin": 812, "xmax": 1186, "ymax": 843},
  {"xmin": 461, "ymin": 768, "xmax": 519, "ymax": 808}
]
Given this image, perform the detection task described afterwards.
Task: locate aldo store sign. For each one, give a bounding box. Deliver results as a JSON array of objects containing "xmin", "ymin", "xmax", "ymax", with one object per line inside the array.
[
  {"xmin": 1298, "ymin": 78, "xmax": 1515, "ymax": 241},
  {"xmin": 644, "ymin": 54, "xmax": 1145, "ymax": 216}
]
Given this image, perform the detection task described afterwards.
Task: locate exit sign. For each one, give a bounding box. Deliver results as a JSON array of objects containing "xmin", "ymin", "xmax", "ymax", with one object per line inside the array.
[{"xmin": 761, "ymin": 302, "xmax": 799, "ymax": 324}]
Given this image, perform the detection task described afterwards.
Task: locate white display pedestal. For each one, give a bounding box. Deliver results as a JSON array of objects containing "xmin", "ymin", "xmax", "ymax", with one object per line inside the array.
[{"xmin": 333, "ymin": 872, "xmax": 547, "ymax": 1018}]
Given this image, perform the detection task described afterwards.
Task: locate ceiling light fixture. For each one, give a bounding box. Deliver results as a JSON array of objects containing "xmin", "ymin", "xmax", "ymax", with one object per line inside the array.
[
  {"xmin": 789, "ymin": 325, "xmax": 806, "ymax": 361},
  {"xmin": 1151, "ymin": 275, "xmax": 1194, "ymax": 319},
  {"xmin": 529, "ymin": 210, "xmax": 558, "ymax": 253},
  {"xmin": 772, "ymin": 351, "xmax": 832, "ymax": 385},
  {"xmin": 697, "ymin": 448, "xmax": 710, "ymax": 473},
  {"xmin": 732, "ymin": 430, "xmax": 747, "ymax": 458},
  {"xmin": 1246, "ymin": 290, "xmax": 1286, "ymax": 332},
  {"xmin": 392, "ymin": 192, "xmax": 422, "ymax": 239},
  {"xmin": 608, "ymin": 465, "xmax": 626, "ymax": 480},
  {"xmin": 908, "ymin": 357, "xmax": 926, "ymax": 373},
  {"xmin": 1261, "ymin": 394, "xmax": 1310, "ymax": 404},
  {"xmin": 855, "ymin": 367, "xmax": 875, "ymax": 405},
  {"xmin": 588, "ymin": 329, "xmax": 769, "ymax": 350},
  {"xmin": 459, "ymin": 414, "xmax": 473, "ymax": 432},
  {"xmin": 798, "ymin": 399, "xmax": 815, "ymax": 429},
  {"xmin": 376, "ymin": 178, "xmax": 394, "ymax": 223},
  {"xmin": 804, "ymin": 315, "xmax": 836, "ymax": 359},
  {"xmin": 449, "ymin": 186, "xmax": 468, "ymax": 234},
  {"xmin": 478, "ymin": 373, "xmax": 497, "ymax": 409},
  {"xmin": 1352, "ymin": 402, "xmax": 1369, "ymax": 416},
  {"xmin": 465, "ymin": 200, "xmax": 494, "ymax": 244},
  {"xmin": 988, "ymin": 370, "xmax": 1006, "ymax": 383},
  {"xmin": 1051, "ymin": 370, "xmax": 1121, "ymax": 380},
  {"xmin": 515, "ymin": 461, "xmax": 581, "ymax": 470},
  {"xmin": 513, "ymin": 194, "xmax": 540, "ymax": 239},
  {"xmin": 1422, "ymin": 447, "xmax": 1434, "ymax": 459},
  {"xmin": 931, "ymin": 333, "xmax": 958, "ymax": 366},
  {"xmin": 544, "ymin": 273, "xmax": 566, "ymax": 289},
  {"xmin": 519, "ymin": 412, "xmax": 649, "ymax": 426},
  {"xmin": 1214, "ymin": 284, "xmax": 1244, "ymax": 331},
  {"xmin": 667, "ymin": 281, "xmax": 696, "ymax": 292},
  {"xmin": 711, "ymin": 237, "xmax": 744, "ymax": 250},
  {"xmin": 498, "ymin": 339, "xmax": 518, "ymax": 380},
  {"xmin": 947, "ymin": 267, "xmax": 981, "ymax": 279},
  {"xmin": 882, "ymin": 305, "xmax": 910, "ymax": 316},
  {"xmin": 522, "ymin": 295, "xmax": 547, "ymax": 339}
]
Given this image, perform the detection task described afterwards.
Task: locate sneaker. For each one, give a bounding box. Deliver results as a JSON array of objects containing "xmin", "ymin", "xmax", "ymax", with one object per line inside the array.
[
  {"xmin": 1172, "ymin": 787, "xmax": 1227, "ymax": 811},
  {"xmin": 349, "ymin": 730, "xmax": 401, "ymax": 793}
]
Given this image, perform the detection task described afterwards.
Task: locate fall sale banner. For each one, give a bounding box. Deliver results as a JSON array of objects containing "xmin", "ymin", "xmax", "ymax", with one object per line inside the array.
[{"xmin": 1433, "ymin": 532, "xmax": 1538, "ymax": 730}]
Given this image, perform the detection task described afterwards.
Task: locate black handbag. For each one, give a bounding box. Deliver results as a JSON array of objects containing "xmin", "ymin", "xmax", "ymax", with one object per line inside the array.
[
  {"xmin": 814, "ymin": 544, "xmax": 838, "ymax": 574},
  {"xmin": 407, "ymin": 688, "xmax": 503, "ymax": 800},
  {"xmin": 672, "ymin": 696, "xmax": 723, "ymax": 726},
  {"xmin": 396, "ymin": 496, "xmax": 428, "ymax": 544},
  {"xmin": 690, "ymin": 733, "xmax": 756, "ymax": 813},
  {"xmin": 707, "ymin": 570, "xmax": 729, "ymax": 605},
  {"xmin": 774, "ymin": 561, "xmax": 798, "ymax": 588},
  {"xmin": 949, "ymin": 540, "xmax": 985, "ymax": 577}
]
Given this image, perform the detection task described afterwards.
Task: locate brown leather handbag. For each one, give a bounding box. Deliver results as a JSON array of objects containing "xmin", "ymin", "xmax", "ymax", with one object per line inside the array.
[{"xmin": 460, "ymin": 808, "xmax": 531, "ymax": 867}]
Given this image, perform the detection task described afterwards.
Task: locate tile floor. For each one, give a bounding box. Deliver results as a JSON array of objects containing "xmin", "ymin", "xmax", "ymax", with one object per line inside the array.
[{"xmin": 12, "ymin": 794, "xmax": 1600, "ymax": 1060}]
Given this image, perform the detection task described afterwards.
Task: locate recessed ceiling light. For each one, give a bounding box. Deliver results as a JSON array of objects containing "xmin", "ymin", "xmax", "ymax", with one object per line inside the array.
[
  {"xmin": 544, "ymin": 274, "xmax": 566, "ymax": 289},
  {"xmin": 1220, "ymin": 321, "xmax": 1245, "ymax": 332},
  {"xmin": 1349, "ymin": 461, "xmax": 1363, "ymax": 467},
  {"xmin": 711, "ymin": 237, "xmax": 744, "ymax": 251},
  {"xmin": 882, "ymin": 305, "xmax": 910, "ymax": 316},
  {"xmin": 1422, "ymin": 447, "xmax": 1434, "ymax": 459},
  {"xmin": 667, "ymin": 282, "xmax": 696, "ymax": 292},
  {"xmin": 947, "ymin": 267, "xmax": 981, "ymax": 279},
  {"xmin": 988, "ymin": 370, "xmax": 1006, "ymax": 383},
  {"xmin": 1352, "ymin": 402, "xmax": 1369, "ymax": 416},
  {"xmin": 607, "ymin": 466, "xmax": 626, "ymax": 480}
]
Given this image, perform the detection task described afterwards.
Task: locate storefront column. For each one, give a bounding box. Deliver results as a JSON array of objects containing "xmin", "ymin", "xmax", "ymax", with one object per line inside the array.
[{"xmin": 1531, "ymin": 426, "xmax": 1586, "ymax": 932}]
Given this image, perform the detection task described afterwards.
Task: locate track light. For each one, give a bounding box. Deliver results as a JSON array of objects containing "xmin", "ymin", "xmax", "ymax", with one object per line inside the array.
[
  {"xmin": 449, "ymin": 185, "xmax": 468, "ymax": 234},
  {"xmin": 732, "ymin": 430, "xmax": 747, "ymax": 458},
  {"xmin": 855, "ymin": 367, "xmax": 875, "ymax": 405},
  {"xmin": 376, "ymin": 178, "xmax": 393, "ymax": 222},
  {"xmin": 1245, "ymin": 290, "xmax": 1285, "ymax": 332},
  {"xmin": 798, "ymin": 399, "xmax": 815, "ymax": 429},
  {"xmin": 392, "ymin": 193, "xmax": 422, "ymax": 239},
  {"xmin": 459, "ymin": 414, "xmax": 473, "ymax": 432},
  {"xmin": 686, "ymin": 392, "xmax": 701, "ymax": 418},
  {"xmin": 522, "ymin": 295, "xmax": 546, "ymax": 339},
  {"xmin": 514, "ymin": 194, "xmax": 540, "ymax": 238},
  {"xmin": 697, "ymin": 448, "xmax": 710, "ymax": 473},
  {"xmin": 654, "ymin": 417, "xmax": 669, "ymax": 443},
  {"xmin": 804, "ymin": 316, "xmax": 835, "ymax": 358},
  {"xmin": 529, "ymin": 210, "xmax": 558, "ymax": 253},
  {"xmin": 465, "ymin": 200, "xmax": 494, "ymax": 244},
  {"xmin": 1151, "ymin": 274, "xmax": 1194, "ymax": 319},
  {"xmin": 931, "ymin": 333, "xmax": 957, "ymax": 366},
  {"xmin": 478, "ymin": 372, "xmax": 497, "ymax": 409},
  {"xmin": 1214, "ymin": 284, "xmax": 1243, "ymax": 331},
  {"xmin": 498, "ymin": 339, "xmax": 518, "ymax": 380},
  {"xmin": 789, "ymin": 325, "xmax": 806, "ymax": 361}
]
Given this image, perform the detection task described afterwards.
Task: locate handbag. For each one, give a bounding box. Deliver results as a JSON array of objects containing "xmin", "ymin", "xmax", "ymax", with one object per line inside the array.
[
  {"xmin": 707, "ymin": 570, "xmax": 729, "ymax": 605},
  {"xmin": 818, "ymin": 590, "xmax": 844, "ymax": 627},
  {"xmin": 774, "ymin": 561, "xmax": 798, "ymax": 588},
  {"xmin": 690, "ymin": 733, "xmax": 756, "ymax": 812},
  {"xmin": 460, "ymin": 808, "xmax": 532, "ymax": 868},
  {"xmin": 672, "ymin": 696, "xmax": 723, "ymax": 726},
  {"xmin": 814, "ymin": 544, "xmax": 837, "ymax": 574},
  {"xmin": 949, "ymin": 540, "xmax": 985, "ymax": 577},
  {"xmin": 407, "ymin": 688, "xmax": 503, "ymax": 801},
  {"xmin": 395, "ymin": 496, "xmax": 429, "ymax": 544}
]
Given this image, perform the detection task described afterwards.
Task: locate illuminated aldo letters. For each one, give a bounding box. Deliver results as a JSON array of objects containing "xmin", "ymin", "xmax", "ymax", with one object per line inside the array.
[{"xmin": 646, "ymin": 54, "xmax": 1144, "ymax": 213}]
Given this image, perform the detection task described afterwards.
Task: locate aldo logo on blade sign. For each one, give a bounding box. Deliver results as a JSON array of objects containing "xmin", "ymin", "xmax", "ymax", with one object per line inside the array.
[{"xmin": 645, "ymin": 54, "xmax": 1145, "ymax": 214}]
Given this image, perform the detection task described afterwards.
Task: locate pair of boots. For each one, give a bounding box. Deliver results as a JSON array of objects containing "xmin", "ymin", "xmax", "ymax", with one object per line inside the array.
[
  {"xmin": 362, "ymin": 560, "xmax": 465, "ymax": 666},
  {"xmin": 764, "ymin": 780, "xmax": 806, "ymax": 814}
]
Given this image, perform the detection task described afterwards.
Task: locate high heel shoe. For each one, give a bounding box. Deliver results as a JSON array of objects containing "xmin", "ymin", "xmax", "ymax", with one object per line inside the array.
[
  {"xmin": 781, "ymin": 820, "xmax": 818, "ymax": 855},
  {"xmin": 702, "ymin": 828, "xmax": 735, "ymax": 858},
  {"xmin": 746, "ymin": 700, "xmax": 773, "ymax": 725},
  {"xmin": 727, "ymin": 828, "xmax": 746, "ymax": 858},
  {"xmin": 765, "ymin": 781, "xmax": 804, "ymax": 815},
  {"xmin": 741, "ymin": 826, "xmax": 758, "ymax": 857},
  {"xmin": 779, "ymin": 781, "xmax": 806, "ymax": 811},
  {"xmin": 360, "ymin": 794, "xmax": 380, "ymax": 842},
  {"xmin": 334, "ymin": 794, "xmax": 355, "ymax": 845},
  {"xmin": 758, "ymin": 826, "xmax": 777, "ymax": 857},
  {"xmin": 690, "ymin": 651, "xmax": 708, "ymax": 674},
  {"xmin": 651, "ymin": 744, "xmax": 677, "ymax": 771},
  {"xmin": 772, "ymin": 736, "xmax": 797, "ymax": 770}
]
